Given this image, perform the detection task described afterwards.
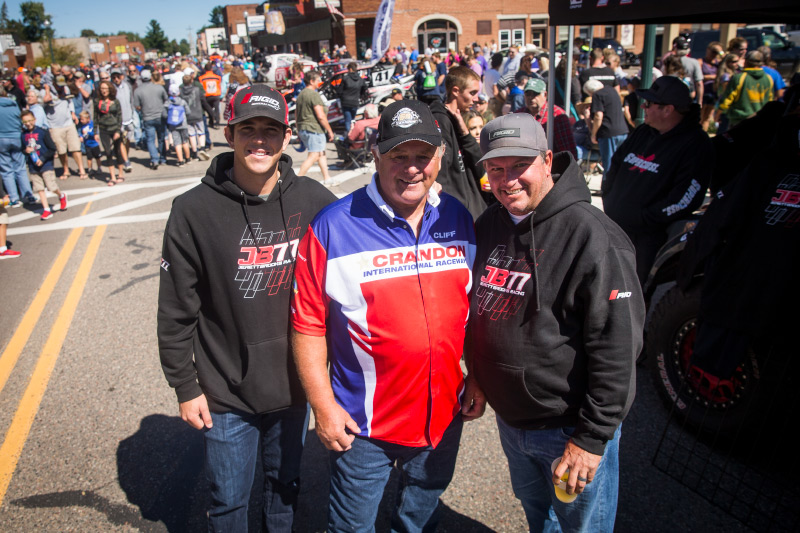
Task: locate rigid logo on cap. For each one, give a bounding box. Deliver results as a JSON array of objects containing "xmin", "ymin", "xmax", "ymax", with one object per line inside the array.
[
  {"xmin": 490, "ymin": 128, "xmax": 521, "ymax": 140},
  {"xmin": 391, "ymin": 108, "xmax": 421, "ymax": 129},
  {"xmin": 240, "ymin": 92, "xmax": 280, "ymax": 110}
]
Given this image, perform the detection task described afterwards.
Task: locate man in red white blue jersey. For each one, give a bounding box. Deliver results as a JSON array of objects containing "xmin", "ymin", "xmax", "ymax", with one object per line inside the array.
[{"xmin": 291, "ymin": 99, "xmax": 486, "ymax": 532}]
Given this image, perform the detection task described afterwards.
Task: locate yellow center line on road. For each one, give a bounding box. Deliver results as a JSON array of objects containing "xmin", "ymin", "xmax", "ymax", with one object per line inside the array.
[
  {"xmin": 0, "ymin": 222, "xmax": 107, "ymax": 508},
  {"xmin": 0, "ymin": 200, "xmax": 95, "ymax": 396}
]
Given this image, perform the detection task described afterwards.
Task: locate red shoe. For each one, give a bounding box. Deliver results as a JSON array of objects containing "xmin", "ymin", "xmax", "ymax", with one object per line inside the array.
[
  {"xmin": 60, "ymin": 193, "xmax": 67, "ymax": 211},
  {"xmin": 0, "ymin": 249, "xmax": 21, "ymax": 259},
  {"xmin": 41, "ymin": 210, "xmax": 53, "ymax": 220}
]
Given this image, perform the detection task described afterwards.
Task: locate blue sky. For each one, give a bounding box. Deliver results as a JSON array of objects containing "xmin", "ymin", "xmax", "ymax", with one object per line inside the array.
[{"xmin": 4, "ymin": 0, "xmax": 226, "ymax": 42}]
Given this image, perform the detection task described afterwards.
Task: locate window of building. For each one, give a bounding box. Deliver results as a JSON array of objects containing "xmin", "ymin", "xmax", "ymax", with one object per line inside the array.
[
  {"xmin": 499, "ymin": 28, "xmax": 525, "ymax": 49},
  {"xmin": 603, "ymin": 25, "xmax": 616, "ymax": 39},
  {"xmin": 417, "ymin": 19, "xmax": 458, "ymax": 54}
]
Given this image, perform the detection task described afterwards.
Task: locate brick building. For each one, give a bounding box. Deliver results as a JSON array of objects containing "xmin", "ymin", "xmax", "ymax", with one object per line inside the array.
[{"xmin": 220, "ymin": 0, "xmax": 742, "ymax": 64}]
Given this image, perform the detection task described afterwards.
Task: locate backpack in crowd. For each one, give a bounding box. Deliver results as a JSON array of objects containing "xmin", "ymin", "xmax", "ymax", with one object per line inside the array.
[{"xmin": 167, "ymin": 99, "xmax": 185, "ymax": 127}]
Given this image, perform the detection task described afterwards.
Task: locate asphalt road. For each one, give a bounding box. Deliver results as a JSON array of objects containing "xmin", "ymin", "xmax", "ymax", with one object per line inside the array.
[{"xmin": 0, "ymin": 128, "xmax": 757, "ymax": 532}]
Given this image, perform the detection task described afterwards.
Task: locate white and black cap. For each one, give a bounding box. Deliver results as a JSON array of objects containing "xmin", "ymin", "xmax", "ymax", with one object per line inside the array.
[{"xmin": 377, "ymin": 99, "xmax": 442, "ymax": 154}]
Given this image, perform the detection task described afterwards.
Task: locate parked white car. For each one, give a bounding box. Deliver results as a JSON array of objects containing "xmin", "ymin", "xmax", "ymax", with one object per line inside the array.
[{"xmin": 260, "ymin": 54, "xmax": 317, "ymax": 89}]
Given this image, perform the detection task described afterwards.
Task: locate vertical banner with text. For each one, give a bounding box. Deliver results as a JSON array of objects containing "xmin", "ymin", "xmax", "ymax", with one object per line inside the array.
[{"xmin": 370, "ymin": 0, "xmax": 396, "ymax": 65}]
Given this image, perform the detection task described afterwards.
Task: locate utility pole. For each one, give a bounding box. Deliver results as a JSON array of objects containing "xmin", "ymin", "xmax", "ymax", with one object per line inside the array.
[{"xmin": 188, "ymin": 25, "xmax": 197, "ymax": 57}]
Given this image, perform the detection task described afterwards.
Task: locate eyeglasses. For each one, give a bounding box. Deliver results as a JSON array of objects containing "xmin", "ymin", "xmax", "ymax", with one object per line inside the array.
[{"xmin": 642, "ymin": 100, "xmax": 664, "ymax": 109}]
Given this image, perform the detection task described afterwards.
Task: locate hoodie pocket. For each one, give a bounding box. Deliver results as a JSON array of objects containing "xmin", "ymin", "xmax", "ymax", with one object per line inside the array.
[
  {"xmin": 229, "ymin": 335, "xmax": 305, "ymax": 413},
  {"xmin": 474, "ymin": 358, "xmax": 549, "ymax": 425}
]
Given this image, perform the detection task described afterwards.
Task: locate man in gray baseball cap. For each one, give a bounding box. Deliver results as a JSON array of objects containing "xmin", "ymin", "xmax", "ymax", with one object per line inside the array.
[{"xmin": 467, "ymin": 112, "xmax": 643, "ymax": 533}]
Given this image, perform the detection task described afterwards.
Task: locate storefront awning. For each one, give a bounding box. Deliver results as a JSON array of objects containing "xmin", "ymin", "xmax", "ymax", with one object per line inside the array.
[{"xmin": 252, "ymin": 18, "xmax": 332, "ymax": 47}]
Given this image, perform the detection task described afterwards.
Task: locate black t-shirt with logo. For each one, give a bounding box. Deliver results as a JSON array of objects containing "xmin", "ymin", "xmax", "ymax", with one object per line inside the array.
[
  {"xmin": 579, "ymin": 66, "xmax": 618, "ymax": 95},
  {"xmin": 590, "ymin": 86, "xmax": 628, "ymax": 138}
]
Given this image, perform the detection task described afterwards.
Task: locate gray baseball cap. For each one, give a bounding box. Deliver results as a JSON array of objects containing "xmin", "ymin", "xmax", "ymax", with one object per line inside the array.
[{"xmin": 478, "ymin": 113, "xmax": 548, "ymax": 163}]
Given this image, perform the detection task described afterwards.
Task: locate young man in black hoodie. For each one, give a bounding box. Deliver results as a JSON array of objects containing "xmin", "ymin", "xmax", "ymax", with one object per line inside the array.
[
  {"xmin": 429, "ymin": 66, "xmax": 487, "ymax": 220},
  {"xmin": 602, "ymin": 76, "xmax": 712, "ymax": 285},
  {"xmin": 157, "ymin": 85, "xmax": 336, "ymax": 531},
  {"xmin": 468, "ymin": 113, "xmax": 644, "ymax": 532}
]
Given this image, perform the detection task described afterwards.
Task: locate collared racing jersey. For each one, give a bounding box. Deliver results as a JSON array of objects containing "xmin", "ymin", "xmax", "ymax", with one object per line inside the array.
[{"xmin": 291, "ymin": 176, "xmax": 475, "ymax": 447}]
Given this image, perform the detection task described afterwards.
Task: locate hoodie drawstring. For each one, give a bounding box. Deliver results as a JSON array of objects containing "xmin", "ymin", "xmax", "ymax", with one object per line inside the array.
[
  {"xmin": 240, "ymin": 191, "xmax": 261, "ymax": 250},
  {"xmin": 529, "ymin": 212, "xmax": 541, "ymax": 312},
  {"xmin": 276, "ymin": 179, "xmax": 290, "ymax": 243},
  {"xmin": 239, "ymin": 180, "xmax": 290, "ymax": 251}
]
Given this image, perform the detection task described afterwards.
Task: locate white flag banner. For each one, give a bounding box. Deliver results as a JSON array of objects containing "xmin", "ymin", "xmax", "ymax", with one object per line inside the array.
[{"xmin": 369, "ymin": 0, "xmax": 395, "ymax": 66}]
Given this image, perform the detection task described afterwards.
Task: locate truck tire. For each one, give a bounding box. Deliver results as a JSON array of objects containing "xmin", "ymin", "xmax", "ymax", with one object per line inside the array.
[{"xmin": 646, "ymin": 284, "xmax": 761, "ymax": 436}]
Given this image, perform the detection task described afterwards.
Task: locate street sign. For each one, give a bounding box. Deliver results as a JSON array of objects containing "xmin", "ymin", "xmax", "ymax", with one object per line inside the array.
[{"xmin": 246, "ymin": 15, "xmax": 266, "ymax": 33}]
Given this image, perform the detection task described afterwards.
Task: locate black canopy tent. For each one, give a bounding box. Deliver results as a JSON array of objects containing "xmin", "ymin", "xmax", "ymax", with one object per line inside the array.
[
  {"xmin": 548, "ymin": 0, "xmax": 800, "ymax": 26},
  {"xmin": 541, "ymin": 0, "xmax": 800, "ymax": 148}
]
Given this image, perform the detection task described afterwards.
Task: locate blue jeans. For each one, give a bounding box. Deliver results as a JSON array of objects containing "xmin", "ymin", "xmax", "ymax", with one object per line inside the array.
[
  {"xmin": 328, "ymin": 415, "xmax": 463, "ymax": 533},
  {"xmin": 203, "ymin": 115, "xmax": 211, "ymax": 150},
  {"xmin": 496, "ymin": 415, "xmax": 620, "ymax": 533},
  {"xmin": 342, "ymin": 106, "xmax": 357, "ymax": 134},
  {"xmin": 597, "ymin": 134, "xmax": 627, "ymax": 176},
  {"xmin": 142, "ymin": 118, "xmax": 166, "ymax": 164},
  {"xmin": 0, "ymin": 137, "xmax": 33, "ymax": 203},
  {"xmin": 204, "ymin": 405, "xmax": 309, "ymax": 532},
  {"xmin": 133, "ymin": 111, "xmax": 143, "ymax": 144},
  {"xmin": 575, "ymin": 145, "xmax": 600, "ymax": 163}
]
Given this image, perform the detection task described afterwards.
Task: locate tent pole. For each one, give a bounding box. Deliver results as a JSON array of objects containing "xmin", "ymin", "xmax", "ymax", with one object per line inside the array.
[
  {"xmin": 587, "ymin": 26, "xmax": 594, "ymax": 52},
  {"xmin": 638, "ymin": 24, "xmax": 657, "ymax": 126},
  {"xmin": 565, "ymin": 25, "xmax": 575, "ymax": 119},
  {"xmin": 547, "ymin": 24, "xmax": 556, "ymax": 151}
]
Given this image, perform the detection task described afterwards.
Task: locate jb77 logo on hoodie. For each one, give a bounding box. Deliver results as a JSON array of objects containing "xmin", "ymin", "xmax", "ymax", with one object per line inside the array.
[
  {"xmin": 481, "ymin": 266, "xmax": 531, "ymax": 294},
  {"xmin": 234, "ymin": 213, "xmax": 302, "ymax": 298},
  {"xmin": 475, "ymin": 245, "xmax": 540, "ymax": 321}
]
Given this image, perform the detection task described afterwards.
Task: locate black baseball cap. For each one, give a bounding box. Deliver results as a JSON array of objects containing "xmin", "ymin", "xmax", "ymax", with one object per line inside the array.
[
  {"xmin": 636, "ymin": 76, "xmax": 692, "ymax": 108},
  {"xmin": 228, "ymin": 84, "xmax": 289, "ymax": 126},
  {"xmin": 377, "ymin": 100, "xmax": 442, "ymax": 154},
  {"xmin": 673, "ymin": 37, "xmax": 690, "ymax": 51}
]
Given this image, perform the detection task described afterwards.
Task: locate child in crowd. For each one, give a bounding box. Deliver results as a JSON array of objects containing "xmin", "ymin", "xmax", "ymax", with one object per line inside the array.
[
  {"xmin": 165, "ymin": 85, "xmax": 191, "ymax": 166},
  {"xmin": 507, "ymin": 71, "xmax": 528, "ymax": 113},
  {"xmin": 21, "ymin": 110, "xmax": 67, "ymax": 220},
  {"xmin": 78, "ymin": 111, "xmax": 103, "ymax": 177}
]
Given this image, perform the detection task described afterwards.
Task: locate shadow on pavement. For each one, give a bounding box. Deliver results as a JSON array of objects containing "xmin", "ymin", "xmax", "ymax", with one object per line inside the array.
[
  {"xmin": 117, "ymin": 414, "xmax": 207, "ymax": 532},
  {"xmin": 109, "ymin": 415, "xmax": 494, "ymax": 532}
]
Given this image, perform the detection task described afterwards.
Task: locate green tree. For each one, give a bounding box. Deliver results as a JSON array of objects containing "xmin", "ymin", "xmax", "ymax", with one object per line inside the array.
[
  {"xmin": 19, "ymin": 1, "xmax": 49, "ymax": 42},
  {"xmin": 80, "ymin": 28, "xmax": 97, "ymax": 37},
  {"xmin": 34, "ymin": 42, "xmax": 82, "ymax": 67},
  {"xmin": 142, "ymin": 19, "xmax": 168, "ymax": 51},
  {"xmin": 178, "ymin": 38, "xmax": 190, "ymax": 56},
  {"xmin": 0, "ymin": 1, "xmax": 24, "ymax": 35},
  {"xmin": 0, "ymin": 1, "xmax": 9, "ymax": 29},
  {"xmin": 209, "ymin": 5, "xmax": 224, "ymax": 27}
]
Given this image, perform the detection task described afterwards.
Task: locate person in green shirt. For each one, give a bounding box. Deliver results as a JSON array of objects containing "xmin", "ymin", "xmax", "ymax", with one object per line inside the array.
[{"xmin": 296, "ymin": 70, "xmax": 335, "ymax": 185}]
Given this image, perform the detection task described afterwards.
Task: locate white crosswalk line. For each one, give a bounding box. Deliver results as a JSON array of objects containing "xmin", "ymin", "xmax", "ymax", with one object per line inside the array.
[{"xmin": 8, "ymin": 179, "xmax": 201, "ymax": 236}]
